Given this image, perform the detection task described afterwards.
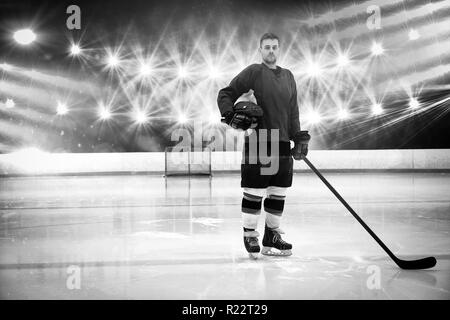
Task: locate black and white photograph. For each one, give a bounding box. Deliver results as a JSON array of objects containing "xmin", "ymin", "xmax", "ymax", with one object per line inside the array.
[{"xmin": 0, "ymin": 0, "xmax": 449, "ymax": 309}]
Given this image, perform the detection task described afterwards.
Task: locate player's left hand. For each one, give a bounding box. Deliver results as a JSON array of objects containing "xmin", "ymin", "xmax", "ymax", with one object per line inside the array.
[{"xmin": 291, "ymin": 130, "xmax": 310, "ymax": 160}]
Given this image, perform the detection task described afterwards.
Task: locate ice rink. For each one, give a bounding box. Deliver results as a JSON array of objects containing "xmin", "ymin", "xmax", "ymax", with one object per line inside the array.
[{"xmin": 0, "ymin": 172, "xmax": 449, "ymax": 299}]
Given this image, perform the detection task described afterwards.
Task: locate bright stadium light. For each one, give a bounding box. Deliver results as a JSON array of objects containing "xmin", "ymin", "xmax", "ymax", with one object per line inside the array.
[
  {"xmin": 178, "ymin": 66, "xmax": 188, "ymax": 79},
  {"xmin": 140, "ymin": 63, "xmax": 152, "ymax": 76},
  {"xmin": 337, "ymin": 54, "xmax": 350, "ymax": 67},
  {"xmin": 13, "ymin": 29, "xmax": 36, "ymax": 45},
  {"xmin": 5, "ymin": 98, "xmax": 15, "ymax": 108},
  {"xmin": 338, "ymin": 108, "xmax": 349, "ymax": 120},
  {"xmin": 307, "ymin": 62, "xmax": 322, "ymax": 77},
  {"xmin": 409, "ymin": 97, "xmax": 420, "ymax": 109},
  {"xmin": 178, "ymin": 113, "xmax": 188, "ymax": 124},
  {"xmin": 135, "ymin": 110, "xmax": 148, "ymax": 124},
  {"xmin": 56, "ymin": 102, "xmax": 68, "ymax": 115},
  {"xmin": 306, "ymin": 111, "xmax": 322, "ymax": 124},
  {"xmin": 408, "ymin": 29, "xmax": 420, "ymax": 41},
  {"xmin": 99, "ymin": 105, "xmax": 111, "ymax": 120},
  {"xmin": 70, "ymin": 44, "xmax": 82, "ymax": 55},
  {"xmin": 372, "ymin": 103, "xmax": 383, "ymax": 115},
  {"xmin": 107, "ymin": 55, "xmax": 120, "ymax": 67},
  {"xmin": 371, "ymin": 42, "xmax": 384, "ymax": 56},
  {"xmin": 208, "ymin": 66, "xmax": 220, "ymax": 79}
]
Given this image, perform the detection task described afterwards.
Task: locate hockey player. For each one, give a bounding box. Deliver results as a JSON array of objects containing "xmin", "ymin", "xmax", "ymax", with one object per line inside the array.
[{"xmin": 217, "ymin": 32, "xmax": 310, "ymax": 258}]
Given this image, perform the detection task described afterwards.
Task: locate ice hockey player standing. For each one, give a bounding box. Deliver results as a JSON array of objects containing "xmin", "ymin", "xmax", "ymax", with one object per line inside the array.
[{"xmin": 217, "ymin": 32, "xmax": 310, "ymax": 258}]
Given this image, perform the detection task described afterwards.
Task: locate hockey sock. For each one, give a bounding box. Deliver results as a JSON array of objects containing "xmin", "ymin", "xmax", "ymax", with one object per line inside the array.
[
  {"xmin": 264, "ymin": 195, "xmax": 285, "ymax": 229},
  {"xmin": 241, "ymin": 192, "xmax": 263, "ymax": 230}
]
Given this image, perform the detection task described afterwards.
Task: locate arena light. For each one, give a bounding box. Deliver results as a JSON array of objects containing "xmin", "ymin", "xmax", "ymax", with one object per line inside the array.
[
  {"xmin": 178, "ymin": 66, "xmax": 188, "ymax": 79},
  {"xmin": 99, "ymin": 105, "xmax": 111, "ymax": 120},
  {"xmin": 56, "ymin": 102, "xmax": 68, "ymax": 115},
  {"xmin": 135, "ymin": 110, "xmax": 148, "ymax": 124},
  {"xmin": 5, "ymin": 98, "xmax": 15, "ymax": 109},
  {"xmin": 337, "ymin": 54, "xmax": 350, "ymax": 67},
  {"xmin": 371, "ymin": 42, "xmax": 384, "ymax": 56},
  {"xmin": 107, "ymin": 54, "xmax": 120, "ymax": 68},
  {"xmin": 408, "ymin": 29, "xmax": 420, "ymax": 41},
  {"xmin": 338, "ymin": 109, "xmax": 349, "ymax": 120},
  {"xmin": 70, "ymin": 44, "xmax": 82, "ymax": 56},
  {"xmin": 13, "ymin": 29, "xmax": 36, "ymax": 45},
  {"xmin": 409, "ymin": 97, "xmax": 420, "ymax": 109},
  {"xmin": 306, "ymin": 111, "xmax": 322, "ymax": 124},
  {"xmin": 307, "ymin": 62, "xmax": 322, "ymax": 77},
  {"xmin": 208, "ymin": 66, "xmax": 220, "ymax": 79},
  {"xmin": 371, "ymin": 103, "xmax": 383, "ymax": 115},
  {"xmin": 139, "ymin": 63, "xmax": 152, "ymax": 76},
  {"xmin": 178, "ymin": 113, "xmax": 188, "ymax": 124}
]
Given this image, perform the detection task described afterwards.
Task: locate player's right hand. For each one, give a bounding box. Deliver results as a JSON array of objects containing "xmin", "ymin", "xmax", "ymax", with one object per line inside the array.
[{"xmin": 221, "ymin": 111, "xmax": 254, "ymax": 130}]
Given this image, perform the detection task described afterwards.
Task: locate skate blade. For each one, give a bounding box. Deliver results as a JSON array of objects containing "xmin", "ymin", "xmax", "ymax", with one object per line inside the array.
[
  {"xmin": 261, "ymin": 247, "xmax": 292, "ymax": 256},
  {"xmin": 248, "ymin": 252, "xmax": 259, "ymax": 260}
]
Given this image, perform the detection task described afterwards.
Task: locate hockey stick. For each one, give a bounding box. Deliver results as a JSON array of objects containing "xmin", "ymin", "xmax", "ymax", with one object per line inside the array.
[{"xmin": 301, "ymin": 156, "xmax": 437, "ymax": 270}]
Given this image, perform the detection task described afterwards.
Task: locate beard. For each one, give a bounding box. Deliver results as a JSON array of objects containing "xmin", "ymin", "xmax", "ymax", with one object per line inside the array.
[{"xmin": 263, "ymin": 54, "xmax": 276, "ymax": 65}]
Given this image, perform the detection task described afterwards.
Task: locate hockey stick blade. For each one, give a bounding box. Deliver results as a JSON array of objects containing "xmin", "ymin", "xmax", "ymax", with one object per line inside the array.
[
  {"xmin": 395, "ymin": 256, "xmax": 437, "ymax": 270},
  {"xmin": 302, "ymin": 156, "xmax": 437, "ymax": 270}
]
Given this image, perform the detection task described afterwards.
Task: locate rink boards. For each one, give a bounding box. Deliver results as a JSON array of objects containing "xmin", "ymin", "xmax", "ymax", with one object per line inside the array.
[{"xmin": 0, "ymin": 149, "xmax": 449, "ymax": 176}]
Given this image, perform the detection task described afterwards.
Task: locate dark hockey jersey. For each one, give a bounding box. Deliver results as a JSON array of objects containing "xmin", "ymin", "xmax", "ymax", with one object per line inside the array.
[{"xmin": 217, "ymin": 63, "xmax": 301, "ymax": 142}]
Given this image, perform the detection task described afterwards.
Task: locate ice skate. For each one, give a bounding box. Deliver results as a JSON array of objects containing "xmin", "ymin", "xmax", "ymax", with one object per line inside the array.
[
  {"xmin": 243, "ymin": 230, "xmax": 260, "ymax": 259},
  {"xmin": 261, "ymin": 225, "xmax": 292, "ymax": 256}
]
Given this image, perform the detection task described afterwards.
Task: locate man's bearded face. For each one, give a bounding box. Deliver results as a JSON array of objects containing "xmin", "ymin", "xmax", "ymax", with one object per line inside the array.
[{"xmin": 260, "ymin": 39, "xmax": 279, "ymax": 65}]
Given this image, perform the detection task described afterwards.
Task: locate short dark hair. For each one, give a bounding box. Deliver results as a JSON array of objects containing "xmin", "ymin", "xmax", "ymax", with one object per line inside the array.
[{"xmin": 259, "ymin": 33, "xmax": 280, "ymax": 47}]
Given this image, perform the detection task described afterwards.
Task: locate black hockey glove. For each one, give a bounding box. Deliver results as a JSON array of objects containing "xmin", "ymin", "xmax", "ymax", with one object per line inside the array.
[
  {"xmin": 221, "ymin": 101, "xmax": 263, "ymax": 130},
  {"xmin": 291, "ymin": 131, "xmax": 311, "ymax": 160},
  {"xmin": 221, "ymin": 111, "xmax": 253, "ymax": 130}
]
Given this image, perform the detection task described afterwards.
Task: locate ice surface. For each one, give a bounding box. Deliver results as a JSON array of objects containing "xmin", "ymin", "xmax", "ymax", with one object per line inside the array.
[{"xmin": 0, "ymin": 172, "xmax": 449, "ymax": 299}]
